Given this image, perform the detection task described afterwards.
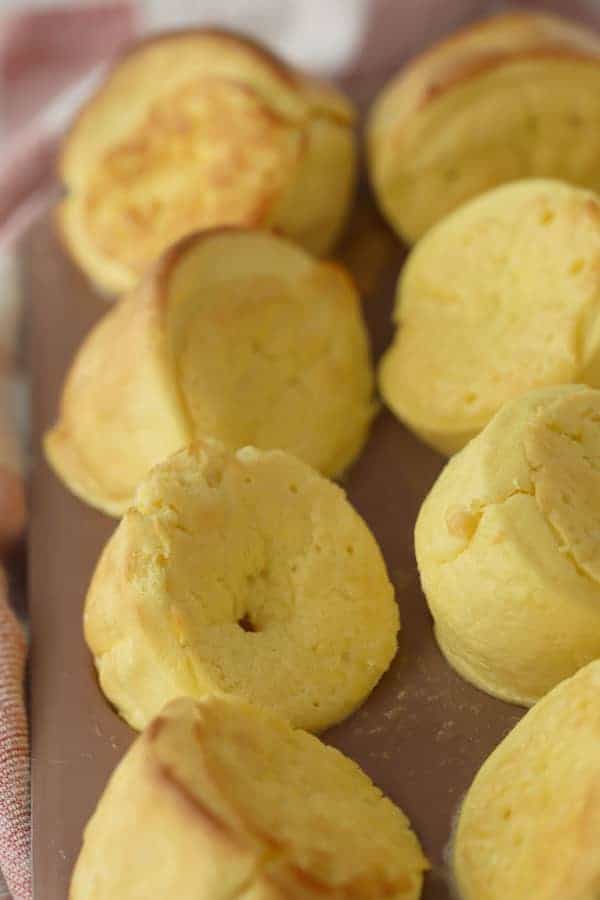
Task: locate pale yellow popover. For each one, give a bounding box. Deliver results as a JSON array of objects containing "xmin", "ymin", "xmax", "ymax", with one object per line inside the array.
[
  {"xmin": 59, "ymin": 28, "xmax": 356, "ymax": 293},
  {"xmin": 70, "ymin": 695, "xmax": 428, "ymax": 900},
  {"xmin": 380, "ymin": 179, "xmax": 600, "ymax": 455},
  {"xmin": 85, "ymin": 440, "xmax": 399, "ymax": 732},
  {"xmin": 45, "ymin": 228, "xmax": 375, "ymax": 516},
  {"xmin": 368, "ymin": 11, "xmax": 600, "ymax": 243},
  {"xmin": 415, "ymin": 384, "xmax": 600, "ymax": 706},
  {"xmin": 453, "ymin": 659, "xmax": 600, "ymax": 900}
]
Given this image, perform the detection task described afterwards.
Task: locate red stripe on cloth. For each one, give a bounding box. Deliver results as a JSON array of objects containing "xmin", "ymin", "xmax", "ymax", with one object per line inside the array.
[
  {"xmin": 0, "ymin": 579, "xmax": 29, "ymax": 900},
  {"xmin": 1, "ymin": 3, "xmax": 139, "ymax": 130},
  {"xmin": 0, "ymin": 2, "xmax": 138, "ymax": 243},
  {"xmin": 0, "ymin": 133, "xmax": 57, "ymax": 241}
]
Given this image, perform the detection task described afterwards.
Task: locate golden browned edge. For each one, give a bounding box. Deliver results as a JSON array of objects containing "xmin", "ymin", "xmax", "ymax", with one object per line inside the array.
[
  {"xmin": 54, "ymin": 206, "xmax": 366, "ymax": 315},
  {"xmin": 57, "ymin": 26, "xmax": 296, "ymax": 183},
  {"xmin": 51, "ymin": 203, "xmax": 109, "ymax": 296},
  {"xmin": 416, "ymin": 12, "xmax": 600, "ymax": 103},
  {"xmin": 152, "ymin": 225, "xmax": 273, "ymax": 314},
  {"xmin": 372, "ymin": 12, "xmax": 600, "ymax": 135},
  {"xmin": 53, "ymin": 89, "xmax": 311, "ymax": 299},
  {"xmin": 52, "ymin": 201, "xmax": 133, "ymax": 303},
  {"xmin": 147, "ymin": 225, "xmax": 366, "ymax": 321},
  {"xmin": 418, "ymin": 46, "xmax": 600, "ymax": 109},
  {"xmin": 57, "ymin": 25, "xmax": 353, "ymax": 186},
  {"xmin": 147, "ymin": 713, "xmax": 284, "ymax": 871},
  {"xmin": 146, "ymin": 711, "xmax": 413, "ymax": 900},
  {"xmin": 584, "ymin": 196, "xmax": 600, "ymax": 222},
  {"xmin": 55, "ymin": 27, "xmax": 353, "ymax": 294}
]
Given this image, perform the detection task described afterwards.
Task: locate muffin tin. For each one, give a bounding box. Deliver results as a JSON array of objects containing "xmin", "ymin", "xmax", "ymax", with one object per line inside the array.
[{"xmin": 27, "ymin": 198, "xmax": 524, "ymax": 898}]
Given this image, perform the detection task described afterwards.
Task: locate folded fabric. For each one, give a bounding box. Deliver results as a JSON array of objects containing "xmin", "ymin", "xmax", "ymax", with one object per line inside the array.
[{"xmin": 0, "ymin": 590, "xmax": 27, "ymax": 900}]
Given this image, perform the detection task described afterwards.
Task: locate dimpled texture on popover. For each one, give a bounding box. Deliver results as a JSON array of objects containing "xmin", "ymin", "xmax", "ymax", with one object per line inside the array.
[
  {"xmin": 59, "ymin": 29, "xmax": 356, "ymax": 293},
  {"xmin": 70, "ymin": 696, "xmax": 428, "ymax": 900},
  {"xmin": 368, "ymin": 12, "xmax": 600, "ymax": 243},
  {"xmin": 453, "ymin": 660, "xmax": 600, "ymax": 900},
  {"xmin": 85, "ymin": 440, "xmax": 399, "ymax": 732},
  {"xmin": 44, "ymin": 229, "xmax": 375, "ymax": 516},
  {"xmin": 415, "ymin": 384, "xmax": 600, "ymax": 706},
  {"xmin": 380, "ymin": 179, "xmax": 600, "ymax": 455}
]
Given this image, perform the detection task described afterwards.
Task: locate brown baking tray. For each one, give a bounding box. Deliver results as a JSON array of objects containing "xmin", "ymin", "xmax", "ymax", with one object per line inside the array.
[{"xmin": 27, "ymin": 187, "xmax": 524, "ymax": 899}]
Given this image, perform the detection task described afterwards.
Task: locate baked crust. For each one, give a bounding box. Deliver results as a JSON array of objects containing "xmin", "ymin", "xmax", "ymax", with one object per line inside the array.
[
  {"xmin": 368, "ymin": 12, "xmax": 600, "ymax": 242},
  {"xmin": 453, "ymin": 660, "xmax": 600, "ymax": 900},
  {"xmin": 379, "ymin": 179, "xmax": 600, "ymax": 455},
  {"xmin": 84, "ymin": 439, "xmax": 399, "ymax": 732},
  {"xmin": 415, "ymin": 384, "xmax": 600, "ymax": 706},
  {"xmin": 59, "ymin": 28, "xmax": 356, "ymax": 293},
  {"xmin": 70, "ymin": 695, "xmax": 428, "ymax": 899},
  {"xmin": 45, "ymin": 228, "xmax": 375, "ymax": 515}
]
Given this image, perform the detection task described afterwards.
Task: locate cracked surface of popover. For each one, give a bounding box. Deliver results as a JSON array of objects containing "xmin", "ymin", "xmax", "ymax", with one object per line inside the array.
[
  {"xmin": 85, "ymin": 440, "xmax": 399, "ymax": 732},
  {"xmin": 415, "ymin": 384, "xmax": 600, "ymax": 706}
]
